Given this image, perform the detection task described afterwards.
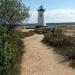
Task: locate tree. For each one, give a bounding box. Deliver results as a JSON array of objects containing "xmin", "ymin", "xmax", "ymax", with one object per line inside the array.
[
  {"xmin": 0, "ymin": 1, "xmax": 29, "ymax": 75},
  {"xmin": 0, "ymin": 0, "xmax": 29, "ymax": 28}
]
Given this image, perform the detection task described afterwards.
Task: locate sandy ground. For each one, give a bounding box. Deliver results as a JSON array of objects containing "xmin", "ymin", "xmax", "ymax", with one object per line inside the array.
[
  {"xmin": 21, "ymin": 29, "xmax": 34, "ymax": 32},
  {"xmin": 64, "ymin": 32, "xmax": 74, "ymax": 36},
  {"xmin": 20, "ymin": 34, "xmax": 75, "ymax": 75}
]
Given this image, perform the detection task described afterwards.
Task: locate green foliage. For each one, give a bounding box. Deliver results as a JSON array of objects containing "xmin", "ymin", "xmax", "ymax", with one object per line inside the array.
[
  {"xmin": 0, "ymin": 26, "xmax": 35, "ymax": 75},
  {"xmin": 0, "ymin": 0, "xmax": 29, "ymax": 27},
  {"xmin": 0, "ymin": 27, "xmax": 24, "ymax": 75},
  {"xmin": 0, "ymin": 0, "xmax": 30, "ymax": 74}
]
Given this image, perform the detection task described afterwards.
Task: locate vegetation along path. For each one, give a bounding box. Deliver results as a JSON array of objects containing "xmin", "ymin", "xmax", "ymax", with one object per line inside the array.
[{"xmin": 20, "ymin": 33, "xmax": 75, "ymax": 75}]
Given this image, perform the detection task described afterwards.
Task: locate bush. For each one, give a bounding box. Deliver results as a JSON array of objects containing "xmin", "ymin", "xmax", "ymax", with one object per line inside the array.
[
  {"xmin": 0, "ymin": 26, "xmax": 35, "ymax": 75},
  {"xmin": 0, "ymin": 27, "xmax": 24, "ymax": 75}
]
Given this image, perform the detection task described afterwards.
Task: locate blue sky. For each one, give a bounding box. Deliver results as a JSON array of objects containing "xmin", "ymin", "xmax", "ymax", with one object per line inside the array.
[{"xmin": 22, "ymin": 0, "xmax": 75, "ymax": 23}]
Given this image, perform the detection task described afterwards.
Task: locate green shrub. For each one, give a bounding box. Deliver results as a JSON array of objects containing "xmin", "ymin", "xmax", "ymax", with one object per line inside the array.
[
  {"xmin": 0, "ymin": 27, "xmax": 35, "ymax": 75},
  {"xmin": 0, "ymin": 28, "xmax": 22, "ymax": 75}
]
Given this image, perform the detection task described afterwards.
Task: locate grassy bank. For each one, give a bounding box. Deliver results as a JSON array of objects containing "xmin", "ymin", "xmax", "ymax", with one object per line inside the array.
[
  {"xmin": 42, "ymin": 28, "xmax": 75, "ymax": 68},
  {"xmin": 0, "ymin": 27, "xmax": 35, "ymax": 75}
]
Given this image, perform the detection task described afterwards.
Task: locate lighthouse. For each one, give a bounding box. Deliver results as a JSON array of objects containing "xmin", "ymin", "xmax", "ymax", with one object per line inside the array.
[{"xmin": 37, "ymin": 6, "xmax": 46, "ymax": 27}]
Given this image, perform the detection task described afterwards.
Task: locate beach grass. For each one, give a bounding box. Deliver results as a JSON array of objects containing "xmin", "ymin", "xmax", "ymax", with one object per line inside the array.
[{"xmin": 42, "ymin": 27, "xmax": 75, "ymax": 68}]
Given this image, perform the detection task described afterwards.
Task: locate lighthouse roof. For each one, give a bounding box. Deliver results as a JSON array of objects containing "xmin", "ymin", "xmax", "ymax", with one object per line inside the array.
[{"xmin": 38, "ymin": 6, "xmax": 45, "ymax": 11}]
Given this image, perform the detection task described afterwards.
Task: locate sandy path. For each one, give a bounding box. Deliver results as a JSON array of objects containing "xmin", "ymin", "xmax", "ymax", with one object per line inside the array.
[
  {"xmin": 20, "ymin": 34, "xmax": 75, "ymax": 75},
  {"xmin": 21, "ymin": 29, "xmax": 34, "ymax": 32}
]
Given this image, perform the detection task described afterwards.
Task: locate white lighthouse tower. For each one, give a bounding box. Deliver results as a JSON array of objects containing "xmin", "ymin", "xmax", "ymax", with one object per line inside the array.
[{"xmin": 37, "ymin": 6, "xmax": 46, "ymax": 27}]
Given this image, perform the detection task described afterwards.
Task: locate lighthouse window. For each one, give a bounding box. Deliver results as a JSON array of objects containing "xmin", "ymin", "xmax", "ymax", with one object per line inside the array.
[{"xmin": 40, "ymin": 14, "xmax": 42, "ymax": 17}]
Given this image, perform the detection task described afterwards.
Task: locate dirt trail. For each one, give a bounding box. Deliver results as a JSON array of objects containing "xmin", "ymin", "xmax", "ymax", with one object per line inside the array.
[{"xmin": 20, "ymin": 34, "xmax": 75, "ymax": 75}]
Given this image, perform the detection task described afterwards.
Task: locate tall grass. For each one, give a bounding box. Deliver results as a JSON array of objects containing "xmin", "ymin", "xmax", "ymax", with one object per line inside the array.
[{"xmin": 42, "ymin": 28, "xmax": 75, "ymax": 68}]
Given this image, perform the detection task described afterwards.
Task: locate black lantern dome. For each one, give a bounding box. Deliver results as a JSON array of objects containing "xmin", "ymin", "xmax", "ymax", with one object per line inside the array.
[{"xmin": 38, "ymin": 6, "xmax": 45, "ymax": 11}]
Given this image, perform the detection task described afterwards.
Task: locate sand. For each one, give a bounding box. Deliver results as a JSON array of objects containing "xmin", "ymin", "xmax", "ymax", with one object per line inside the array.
[
  {"xmin": 20, "ymin": 33, "xmax": 75, "ymax": 75},
  {"xmin": 21, "ymin": 29, "xmax": 34, "ymax": 32}
]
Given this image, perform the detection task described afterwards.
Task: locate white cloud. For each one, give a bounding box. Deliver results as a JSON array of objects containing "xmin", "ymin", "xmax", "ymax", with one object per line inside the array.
[{"xmin": 28, "ymin": 9, "xmax": 75, "ymax": 23}]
